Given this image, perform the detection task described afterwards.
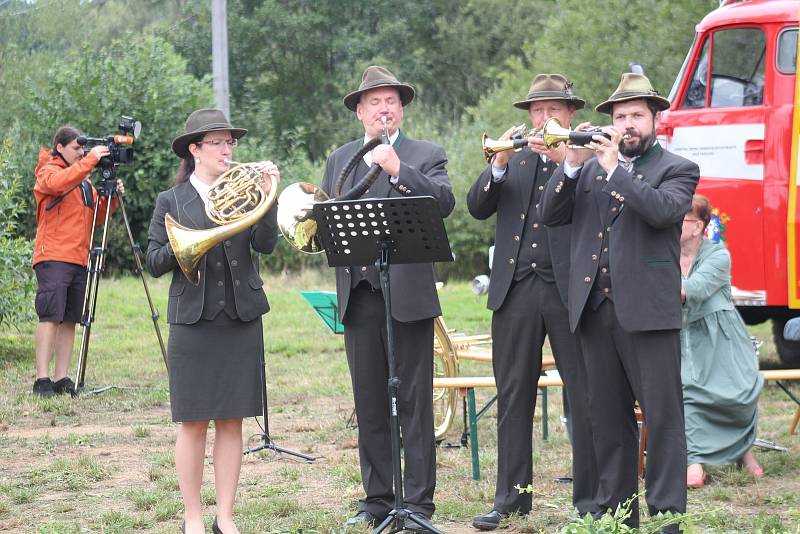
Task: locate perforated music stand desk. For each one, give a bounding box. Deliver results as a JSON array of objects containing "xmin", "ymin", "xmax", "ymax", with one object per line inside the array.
[
  {"xmin": 312, "ymin": 196, "xmax": 452, "ymax": 267},
  {"xmin": 312, "ymin": 195, "xmax": 451, "ymax": 534}
]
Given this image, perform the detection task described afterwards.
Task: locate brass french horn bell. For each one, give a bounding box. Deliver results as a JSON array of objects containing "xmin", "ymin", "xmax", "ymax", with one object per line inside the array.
[
  {"xmin": 276, "ymin": 182, "xmax": 330, "ymax": 254},
  {"xmin": 165, "ymin": 161, "xmax": 279, "ymax": 285}
]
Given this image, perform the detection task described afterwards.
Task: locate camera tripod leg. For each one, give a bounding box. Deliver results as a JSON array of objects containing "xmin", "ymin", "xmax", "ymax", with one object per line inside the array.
[
  {"xmin": 117, "ymin": 196, "xmax": 168, "ymax": 372},
  {"xmin": 76, "ymin": 196, "xmax": 113, "ymax": 391}
]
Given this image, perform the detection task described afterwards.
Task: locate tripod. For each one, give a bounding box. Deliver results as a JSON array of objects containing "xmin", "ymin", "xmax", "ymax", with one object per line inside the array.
[
  {"xmin": 243, "ymin": 348, "xmax": 316, "ymax": 461},
  {"xmin": 75, "ymin": 161, "xmax": 168, "ymax": 394},
  {"xmin": 313, "ymin": 196, "xmax": 451, "ymax": 534}
]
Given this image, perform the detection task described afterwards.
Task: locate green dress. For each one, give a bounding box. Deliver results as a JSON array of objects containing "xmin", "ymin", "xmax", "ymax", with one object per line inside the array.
[{"xmin": 681, "ymin": 239, "xmax": 764, "ymax": 465}]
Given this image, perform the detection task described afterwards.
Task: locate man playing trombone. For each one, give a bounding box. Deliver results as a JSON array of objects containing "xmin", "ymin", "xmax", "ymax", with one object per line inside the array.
[
  {"xmin": 538, "ymin": 73, "xmax": 700, "ymax": 533},
  {"xmin": 467, "ymin": 74, "xmax": 598, "ymax": 530},
  {"xmin": 321, "ymin": 65, "xmax": 455, "ymax": 529}
]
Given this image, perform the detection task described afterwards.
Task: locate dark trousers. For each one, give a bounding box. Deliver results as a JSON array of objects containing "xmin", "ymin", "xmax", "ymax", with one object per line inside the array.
[
  {"xmin": 577, "ymin": 299, "xmax": 686, "ymax": 530},
  {"xmin": 491, "ymin": 274, "xmax": 598, "ymax": 515},
  {"xmin": 343, "ymin": 286, "xmax": 436, "ymax": 518}
]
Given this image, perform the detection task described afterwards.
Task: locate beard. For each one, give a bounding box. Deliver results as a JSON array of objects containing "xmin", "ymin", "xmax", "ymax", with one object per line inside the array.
[{"xmin": 618, "ymin": 127, "xmax": 655, "ymax": 158}]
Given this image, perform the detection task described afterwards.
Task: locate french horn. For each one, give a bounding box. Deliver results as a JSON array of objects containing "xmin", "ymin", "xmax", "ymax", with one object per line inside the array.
[{"xmin": 165, "ymin": 161, "xmax": 279, "ymax": 285}]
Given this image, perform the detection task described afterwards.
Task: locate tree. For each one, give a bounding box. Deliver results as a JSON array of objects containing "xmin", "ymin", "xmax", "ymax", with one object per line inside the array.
[{"xmin": 17, "ymin": 35, "xmax": 213, "ymax": 272}]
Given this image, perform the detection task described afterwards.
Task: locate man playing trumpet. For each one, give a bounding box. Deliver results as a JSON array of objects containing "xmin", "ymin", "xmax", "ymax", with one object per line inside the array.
[
  {"xmin": 538, "ymin": 73, "xmax": 700, "ymax": 533},
  {"xmin": 467, "ymin": 74, "xmax": 598, "ymax": 530}
]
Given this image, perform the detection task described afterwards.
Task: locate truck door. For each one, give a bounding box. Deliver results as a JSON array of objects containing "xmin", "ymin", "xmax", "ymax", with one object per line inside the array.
[{"xmin": 662, "ymin": 26, "xmax": 768, "ymax": 302}]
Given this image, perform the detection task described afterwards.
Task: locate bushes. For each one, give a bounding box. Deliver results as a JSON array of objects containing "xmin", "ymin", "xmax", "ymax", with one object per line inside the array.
[{"xmin": 0, "ymin": 138, "xmax": 36, "ymax": 328}]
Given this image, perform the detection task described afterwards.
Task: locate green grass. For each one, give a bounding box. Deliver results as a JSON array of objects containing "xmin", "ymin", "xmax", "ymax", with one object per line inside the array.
[{"xmin": 0, "ymin": 273, "xmax": 799, "ymax": 532}]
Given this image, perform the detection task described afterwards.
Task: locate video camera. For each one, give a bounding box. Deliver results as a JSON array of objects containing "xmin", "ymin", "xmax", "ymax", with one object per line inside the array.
[{"xmin": 77, "ymin": 116, "xmax": 142, "ymax": 183}]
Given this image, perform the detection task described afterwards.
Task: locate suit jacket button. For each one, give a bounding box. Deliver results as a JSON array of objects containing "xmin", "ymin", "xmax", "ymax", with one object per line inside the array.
[
  {"xmin": 509, "ymin": 258, "xmax": 515, "ymax": 264},
  {"xmin": 542, "ymin": 167, "xmax": 548, "ymax": 172},
  {"xmin": 217, "ymin": 280, "xmax": 224, "ymax": 287},
  {"xmin": 533, "ymin": 223, "xmax": 539, "ymax": 229},
  {"xmin": 611, "ymin": 207, "xmax": 618, "ymax": 212},
  {"xmin": 520, "ymin": 160, "xmax": 527, "ymax": 166},
  {"xmin": 598, "ymin": 232, "xmax": 603, "ymax": 239},
  {"xmin": 483, "ymin": 182, "xmax": 491, "ymax": 192},
  {"xmin": 345, "ymin": 268, "xmax": 350, "ymax": 274},
  {"xmin": 216, "ymin": 261, "xmax": 222, "ymax": 268},
  {"xmin": 231, "ymin": 259, "xmax": 238, "ymax": 267},
  {"xmin": 235, "ymin": 279, "xmax": 241, "ymax": 286},
  {"xmin": 224, "ymin": 240, "xmax": 232, "ymax": 246},
  {"xmin": 592, "ymin": 254, "xmax": 598, "ymax": 261},
  {"xmin": 538, "ymin": 185, "xmax": 544, "ymax": 190},
  {"xmin": 361, "ymin": 266, "xmax": 368, "ymax": 272},
  {"xmin": 619, "ymin": 196, "xmax": 625, "ymax": 202},
  {"xmin": 520, "ymin": 213, "xmax": 525, "ymax": 220},
  {"xmin": 611, "ymin": 190, "xmax": 617, "ymax": 196},
  {"xmin": 514, "ymin": 235, "xmax": 520, "ymax": 241},
  {"xmin": 584, "ymin": 276, "xmax": 592, "ymax": 283},
  {"xmin": 636, "ymin": 174, "xmax": 643, "ymax": 180},
  {"xmin": 532, "ymin": 262, "xmax": 537, "ymax": 268},
  {"xmin": 603, "ymin": 287, "xmax": 610, "ymax": 293},
  {"xmin": 532, "ymin": 243, "xmax": 538, "ymax": 248},
  {"xmin": 219, "ymin": 300, "xmax": 225, "ymax": 307},
  {"xmin": 596, "ymin": 175, "xmax": 603, "ymax": 181}
]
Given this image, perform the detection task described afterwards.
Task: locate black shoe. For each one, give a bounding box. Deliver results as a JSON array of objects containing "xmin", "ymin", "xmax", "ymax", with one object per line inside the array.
[
  {"xmin": 32, "ymin": 378, "xmax": 55, "ymax": 398},
  {"xmin": 212, "ymin": 516, "xmax": 223, "ymax": 534},
  {"xmin": 52, "ymin": 377, "xmax": 77, "ymax": 397},
  {"xmin": 472, "ymin": 510, "xmax": 506, "ymax": 531},
  {"xmin": 345, "ymin": 511, "xmax": 379, "ymax": 528}
]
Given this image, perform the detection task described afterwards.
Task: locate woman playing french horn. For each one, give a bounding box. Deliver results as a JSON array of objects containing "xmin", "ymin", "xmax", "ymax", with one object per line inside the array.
[{"xmin": 146, "ymin": 108, "xmax": 280, "ymax": 534}]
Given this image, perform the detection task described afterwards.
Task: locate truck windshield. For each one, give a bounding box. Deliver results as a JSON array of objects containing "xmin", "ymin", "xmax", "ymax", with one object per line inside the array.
[{"xmin": 682, "ymin": 27, "xmax": 766, "ymax": 109}]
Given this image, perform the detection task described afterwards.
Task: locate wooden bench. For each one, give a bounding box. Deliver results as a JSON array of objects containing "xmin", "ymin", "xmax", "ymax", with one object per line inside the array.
[
  {"xmin": 435, "ymin": 368, "xmax": 800, "ymax": 481},
  {"xmin": 433, "ymin": 373, "xmax": 563, "ymax": 480}
]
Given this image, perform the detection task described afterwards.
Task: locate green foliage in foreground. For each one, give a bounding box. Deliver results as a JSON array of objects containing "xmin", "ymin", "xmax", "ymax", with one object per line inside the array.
[{"xmin": 0, "ymin": 138, "xmax": 35, "ymax": 328}]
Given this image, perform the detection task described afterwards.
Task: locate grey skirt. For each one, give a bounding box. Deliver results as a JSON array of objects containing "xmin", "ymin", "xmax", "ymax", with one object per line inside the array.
[{"xmin": 167, "ymin": 313, "xmax": 263, "ymax": 422}]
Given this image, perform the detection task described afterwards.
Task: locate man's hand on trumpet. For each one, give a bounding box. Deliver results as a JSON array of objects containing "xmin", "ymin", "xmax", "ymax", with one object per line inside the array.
[
  {"xmin": 490, "ymin": 126, "xmax": 519, "ymax": 169},
  {"xmin": 586, "ymin": 126, "xmax": 622, "ymax": 174},
  {"xmin": 528, "ymin": 135, "xmax": 567, "ymax": 164},
  {"xmin": 564, "ymin": 122, "xmax": 597, "ymax": 168}
]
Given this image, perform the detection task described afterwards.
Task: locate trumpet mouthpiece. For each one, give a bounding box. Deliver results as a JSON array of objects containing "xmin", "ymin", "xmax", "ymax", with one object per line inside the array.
[{"xmin": 224, "ymin": 159, "xmax": 240, "ymax": 166}]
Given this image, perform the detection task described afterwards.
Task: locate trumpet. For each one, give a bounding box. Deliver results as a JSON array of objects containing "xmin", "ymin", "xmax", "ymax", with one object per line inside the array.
[
  {"xmin": 540, "ymin": 118, "xmax": 631, "ymax": 149},
  {"xmin": 481, "ymin": 125, "xmax": 541, "ymax": 163},
  {"xmin": 482, "ymin": 119, "xmax": 632, "ymax": 161}
]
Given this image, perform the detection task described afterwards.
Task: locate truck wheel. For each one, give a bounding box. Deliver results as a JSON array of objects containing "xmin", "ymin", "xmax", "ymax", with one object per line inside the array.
[{"xmin": 771, "ymin": 318, "xmax": 800, "ymax": 367}]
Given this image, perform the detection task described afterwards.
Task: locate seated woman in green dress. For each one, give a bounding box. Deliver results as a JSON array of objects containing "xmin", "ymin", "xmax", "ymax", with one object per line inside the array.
[{"xmin": 679, "ymin": 194, "xmax": 765, "ymax": 488}]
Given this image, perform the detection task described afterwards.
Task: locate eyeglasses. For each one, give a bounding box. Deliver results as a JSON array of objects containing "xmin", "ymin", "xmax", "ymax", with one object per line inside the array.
[{"xmin": 197, "ymin": 138, "xmax": 238, "ymax": 148}]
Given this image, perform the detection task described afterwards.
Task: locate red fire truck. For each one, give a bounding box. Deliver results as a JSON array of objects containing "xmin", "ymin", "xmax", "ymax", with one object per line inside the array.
[{"xmin": 659, "ymin": 0, "xmax": 800, "ymax": 365}]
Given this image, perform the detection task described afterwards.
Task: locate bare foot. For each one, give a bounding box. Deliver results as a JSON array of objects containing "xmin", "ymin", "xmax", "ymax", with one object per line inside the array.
[
  {"xmin": 687, "ymin": 463, "xmax": 706, "ymax": 488},
  {"xmin": 739, "ymin": 450, "xmax": 764, "ymax": 478}
]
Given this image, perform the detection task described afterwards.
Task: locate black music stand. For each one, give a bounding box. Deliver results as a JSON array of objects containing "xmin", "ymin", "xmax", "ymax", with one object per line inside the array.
[{"xmin": 313, "ymin": 196, "xmax": 452, "ymax": 534}]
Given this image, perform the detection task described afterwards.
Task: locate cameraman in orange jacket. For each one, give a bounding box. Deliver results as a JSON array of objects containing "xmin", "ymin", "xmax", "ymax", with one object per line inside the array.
[{"xmin": 31, "ymin": 125, "xmax": 123, "ymax": 397}]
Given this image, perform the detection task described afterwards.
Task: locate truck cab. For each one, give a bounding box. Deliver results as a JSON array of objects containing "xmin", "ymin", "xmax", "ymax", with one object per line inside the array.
[{"xmin": 659, "ymin": 0, "xmax": 800, "ymax": 365}]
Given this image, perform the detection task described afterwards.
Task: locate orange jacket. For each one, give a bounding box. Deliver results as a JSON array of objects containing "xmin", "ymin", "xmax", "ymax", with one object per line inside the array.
[{"xmin": 32, "ymin": 147, "xmax": 118, "ymax": 267}]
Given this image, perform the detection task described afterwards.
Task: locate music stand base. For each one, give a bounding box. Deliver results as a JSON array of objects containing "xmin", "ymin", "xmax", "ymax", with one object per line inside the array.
[
  {"xmin": 243, "ymin": 434, "xmax": 316, "ymax": 462},
  {"xmin": 372, "ymin": 508, "xmax": 444, "ymax": 534}
]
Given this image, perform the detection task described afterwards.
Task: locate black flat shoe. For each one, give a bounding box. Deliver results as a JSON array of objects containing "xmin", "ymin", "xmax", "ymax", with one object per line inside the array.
[
  {"xmin": 32, "ymin": 377, "xmax": 55, "ymax": 398},
  {"xmin": 212, "ymin": 517, "xmax": 223, "ymax": 534},
  {"xmin": 472, "ymin": 510, "xmax": 506, "ymax": 531},
  {"xmin": 52, "ymin": 377, "xmax": 77, "ymax": 397}
]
